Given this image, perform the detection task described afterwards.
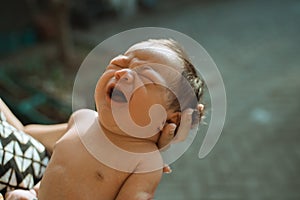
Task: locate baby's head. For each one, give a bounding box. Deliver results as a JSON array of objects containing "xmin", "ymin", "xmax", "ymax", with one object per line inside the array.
[
  {"xmin": 144, "ymin": 39, "xmax": 204, "ymax": 125},
  {"xmin": 95, "ymin": 39, "xmax": 204, "ymax": 139}
]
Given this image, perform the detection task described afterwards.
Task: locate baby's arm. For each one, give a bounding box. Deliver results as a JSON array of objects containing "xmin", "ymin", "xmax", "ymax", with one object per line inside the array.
[{"xmin": 116, "ymin": 169, "xmax": 162, "ymax": 200}]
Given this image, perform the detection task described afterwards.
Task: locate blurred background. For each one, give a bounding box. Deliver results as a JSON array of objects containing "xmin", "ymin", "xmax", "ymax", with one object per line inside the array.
[{"xmin": 0, "ymin": 0, "xmax": 299, "ymax": 199}]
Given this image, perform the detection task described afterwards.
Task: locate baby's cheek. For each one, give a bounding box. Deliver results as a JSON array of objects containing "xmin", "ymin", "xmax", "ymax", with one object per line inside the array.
[
  {"xmin": 129, "ymin": 99, "xmax": 152, "ymax": 127},
  {"xmin": 128, "ymin": 85, "xmax": 167, "ymax": 128}
]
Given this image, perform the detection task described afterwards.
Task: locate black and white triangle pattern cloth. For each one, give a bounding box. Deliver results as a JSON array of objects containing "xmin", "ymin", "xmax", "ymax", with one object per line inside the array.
[{"xmin": 0, "ymin": 111, "xmax": 49, "ymax": 194}]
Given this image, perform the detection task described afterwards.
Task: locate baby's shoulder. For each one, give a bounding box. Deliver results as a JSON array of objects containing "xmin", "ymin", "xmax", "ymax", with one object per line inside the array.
[
  {"xmin": 70, "ymin": 109, "xmax": 97, "ymax": 122},
  {"xmin": 71, "ymin": 109, "xmax": 97, "ymax": 118},
  {"xmin": 68, "ymin": 109, "xmax": 97, "ymax": 128}
]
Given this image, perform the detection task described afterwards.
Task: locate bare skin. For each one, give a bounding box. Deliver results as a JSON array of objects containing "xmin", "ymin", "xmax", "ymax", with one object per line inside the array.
[
  {"xmin": 1, "ymin": 99, "xmax": 197, "ymax": 200},
  {"xmin": 37, "ymin": 42, "xmax": 183, "ymax": 200},
  {"xmin": 1, "ymin": 40, "xmax": 204, "ymax": 200},
  {"xmin": 1, "ymin": 101, "xmax": 202, "ymax": 200},
  {"xmin": 38, "ymin": 109, "xmax": 162, "ymax": 200}
]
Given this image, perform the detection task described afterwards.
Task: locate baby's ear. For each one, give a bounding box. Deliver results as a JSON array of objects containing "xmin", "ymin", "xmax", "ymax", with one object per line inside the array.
[{"xmin": 167, "ymin": 111, "xmax": 181, "ymax": 126}]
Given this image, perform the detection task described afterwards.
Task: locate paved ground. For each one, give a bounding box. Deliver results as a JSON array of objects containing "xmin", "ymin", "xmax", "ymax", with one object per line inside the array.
[
  {"xmin": 74, "ymin": 0, "xmax": 300, "ymax": 199},
  {"xmin": 3, "ymin": 0, "xmax": 300, "ymax": 199}
]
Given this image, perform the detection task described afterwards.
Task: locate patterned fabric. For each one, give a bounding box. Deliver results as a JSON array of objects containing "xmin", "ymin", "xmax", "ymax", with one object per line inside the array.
[{"xmin": 0, "ymin": 111, "xmax": 49, "ymax": 195}]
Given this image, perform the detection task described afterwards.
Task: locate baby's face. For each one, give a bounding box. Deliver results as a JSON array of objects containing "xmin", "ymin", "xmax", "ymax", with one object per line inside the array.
[{"xmin": 95, "ymin": 41, "xmax": 182, "ymax": 138}]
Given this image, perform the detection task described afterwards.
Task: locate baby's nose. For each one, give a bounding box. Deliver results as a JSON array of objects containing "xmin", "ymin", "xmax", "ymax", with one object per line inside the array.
[{"xmin": 114, "ymin": 69, "xmax": 134, "ymax": 83}]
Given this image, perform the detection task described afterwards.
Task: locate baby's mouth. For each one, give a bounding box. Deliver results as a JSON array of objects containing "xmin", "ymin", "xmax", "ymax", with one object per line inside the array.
[{"xmin": 109, "ymin": 87, "xmax": 128, "ymax": 103}]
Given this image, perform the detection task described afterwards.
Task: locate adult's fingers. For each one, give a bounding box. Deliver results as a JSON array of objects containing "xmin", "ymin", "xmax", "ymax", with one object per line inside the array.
[
  {"xmin": 191, "ymin": 104, "xmax": 205, "ymax": 129},
  {"xmin": 157, "ymin": 123, "xmax": 176, "ymax": 150},
  {"xmin": 162, "ymin": 164, "xmax": 172, "ymax": 174},
  {"xmin": 172, "ymin": 108, "xmax": 193, "ymax": 143},
  {"xmin": 173, "ymin": 104, "xmax": 204, "ymax": 142}
]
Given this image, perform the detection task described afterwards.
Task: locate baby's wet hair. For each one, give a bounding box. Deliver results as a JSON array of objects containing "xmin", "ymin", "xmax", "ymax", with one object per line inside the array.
[{"xmin": 146, "ymin": 38, "xmax": 205, "ymax": 126}]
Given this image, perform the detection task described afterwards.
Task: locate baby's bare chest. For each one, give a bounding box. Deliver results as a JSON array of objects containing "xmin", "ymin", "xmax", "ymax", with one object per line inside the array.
[{"xmin": 39, "ymin": 131, "xmax": 130, "ymax": 200}]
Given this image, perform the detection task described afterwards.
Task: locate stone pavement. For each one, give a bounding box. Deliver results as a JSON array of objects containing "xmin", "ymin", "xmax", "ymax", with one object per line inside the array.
[{"xmin": 74, "ymin": 0, "xmax": 300, "ymax": 199}]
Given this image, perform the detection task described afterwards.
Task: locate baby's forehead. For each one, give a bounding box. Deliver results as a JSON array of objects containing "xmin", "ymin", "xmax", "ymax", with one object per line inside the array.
[
  {"xmin": 125, "ymin": 41, "xmax": 176, "ymax": 56},
  {"xmin": 125, "ymin": 42, "xmax": 183, "ymax": 69}
]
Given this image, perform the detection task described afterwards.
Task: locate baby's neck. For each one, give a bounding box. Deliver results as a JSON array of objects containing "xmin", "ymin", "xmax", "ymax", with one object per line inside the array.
[{"xmin": 99, "ymin": 122, "xmax": 160, "ymax": 153}]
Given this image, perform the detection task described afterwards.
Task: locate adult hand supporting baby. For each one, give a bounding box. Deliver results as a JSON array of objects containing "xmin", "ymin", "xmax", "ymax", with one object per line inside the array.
[
  {"xmin": 157, "ymin": 104, "xmax": 204, "ymax": 173},
  {"xmin": 158, "ymin": 104, "xmax": 204, "ymax": 149}
]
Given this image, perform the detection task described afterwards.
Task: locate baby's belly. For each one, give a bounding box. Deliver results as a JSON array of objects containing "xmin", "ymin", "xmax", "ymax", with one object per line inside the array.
[
  {"xmin": 39, "ymin": 164, "xmax": 122, "ymax": 200},
  {"xmin": 38, "ymin": 131, "xmax": 130, "ymax": 200}
]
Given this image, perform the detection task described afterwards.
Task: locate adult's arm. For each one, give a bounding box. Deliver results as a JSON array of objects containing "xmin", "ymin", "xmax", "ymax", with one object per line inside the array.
[
  {"xmin": 23, "ymin": 123, "xmax": 68, "ymax": 154},
  {"xmin": 0, "ymin": 98, "xmax": 24, "ymax": 130},
  {"xmin": 0, "ymin": 98, "xmax": 68, "ymax": 154}
]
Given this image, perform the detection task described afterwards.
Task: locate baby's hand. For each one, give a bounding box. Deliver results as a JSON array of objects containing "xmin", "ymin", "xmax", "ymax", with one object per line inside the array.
[{"xmin": 5, "ymin": 189, "xmax": 37, "ymax": 200}]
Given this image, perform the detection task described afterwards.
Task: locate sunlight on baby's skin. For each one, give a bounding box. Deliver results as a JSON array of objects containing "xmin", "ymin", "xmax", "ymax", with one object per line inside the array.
[
  {"xmin": 95, "ymin": 41, "xmax": 185, "ymax": 143},
  {"xmin": 1, "ymin": 39, "xmax": 204, "ymax": 200}
]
